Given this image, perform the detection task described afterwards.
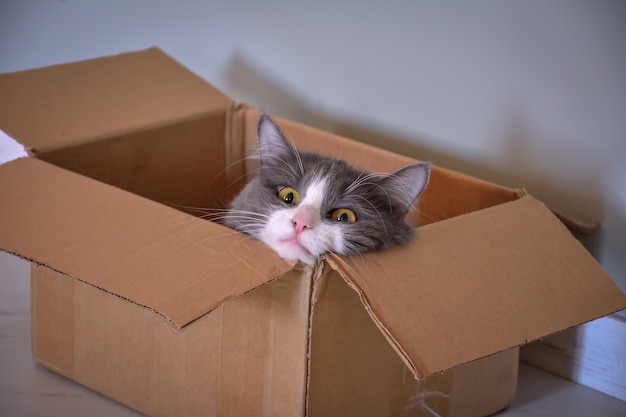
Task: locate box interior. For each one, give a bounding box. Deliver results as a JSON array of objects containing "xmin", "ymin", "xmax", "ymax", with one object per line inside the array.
[{"xmin": 33, "ymin": 104, "xmax": 523, "ymax": 229}]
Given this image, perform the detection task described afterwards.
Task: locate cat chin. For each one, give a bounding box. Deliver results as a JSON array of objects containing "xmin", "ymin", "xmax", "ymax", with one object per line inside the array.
[
  {"xmin": 260, "ymin": 227, "xmax": 325, "ymax": 266},
  {"xmin": 271, "ymin": 240, "xmax": 319, "ymax": 266},
  {"xmin": 259, "ymin": 210, "xmax": 344, "ymax": 266}
]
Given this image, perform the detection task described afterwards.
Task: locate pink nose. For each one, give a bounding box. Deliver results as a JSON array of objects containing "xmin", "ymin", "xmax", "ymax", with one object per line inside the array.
[{"xmin": 292, "ymin": 205, "xmax": 319, "ymax": 234}]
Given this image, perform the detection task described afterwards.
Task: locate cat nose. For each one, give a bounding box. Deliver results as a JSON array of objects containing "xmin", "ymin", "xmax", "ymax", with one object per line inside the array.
[{"xmin": 292, "ymin": 205, "xmax": 319, "ymax": 234}]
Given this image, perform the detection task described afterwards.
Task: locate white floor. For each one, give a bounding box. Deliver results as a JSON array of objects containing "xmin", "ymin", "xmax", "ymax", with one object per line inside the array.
[{"xmin": 1, "ymin": 252, "xmax": 625, "ymax": 416}]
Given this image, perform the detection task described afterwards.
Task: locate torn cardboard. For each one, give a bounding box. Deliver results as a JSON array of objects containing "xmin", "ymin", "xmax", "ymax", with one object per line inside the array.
[{"xmin": 1, "ymin": 48, "xmax": 625, "ymax": 417}]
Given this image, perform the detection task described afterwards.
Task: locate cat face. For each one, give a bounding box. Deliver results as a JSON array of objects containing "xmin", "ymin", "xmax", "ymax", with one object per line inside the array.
[{"xmin": 225, "ymin": 114, "xmax": 430, "ymax": 265}]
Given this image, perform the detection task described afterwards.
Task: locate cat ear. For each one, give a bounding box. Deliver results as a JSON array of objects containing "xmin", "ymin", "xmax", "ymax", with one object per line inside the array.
[
  {"xmin": 257, "ymin": 113, "xmax": 300, "ymax": 177},
  {"xmin": 380, "ymin": 162, "xmax": 430, "ymax": 214}
]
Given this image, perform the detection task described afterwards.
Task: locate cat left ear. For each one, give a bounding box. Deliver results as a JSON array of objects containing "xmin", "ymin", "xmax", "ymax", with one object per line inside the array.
[
  {"xmin": 380, "ymin": 162, "xmax": 431, "ymax": 214},
  {"xmin": 257, "ymin": 114, "xmax": 299, "ymax": 176}
]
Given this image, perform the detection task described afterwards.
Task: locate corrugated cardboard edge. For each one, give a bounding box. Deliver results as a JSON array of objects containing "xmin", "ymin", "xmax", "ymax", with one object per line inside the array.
[
  {"xmin": 9, "ymin": 248, "xmax": 301, "ymax": 334},
  {"xmin": 0, "ymin": 47, "xmax": 235, "ymax": 156},
  {"xmin": 0, "ymin": 157, "xmax": 298, "ymax": 331},
  {"xmin": 8, "ymin": 250, "xmax": 181, "ymax": 329},
  {"xmin": 516, "ymin": 185, "xmax": 600, "ymax": 235},
  {"xmin": 324, "ymin": 194, "xmax": 626, "ymax": 380},
  {"xmin": 29, "ymin": 260, "xmax": 312, "ymax": 417},
  {"xmin": 303, "ymin": 261, "xmax": 331, "ymax": 416},
  {"xmin": 324, "ymin": 253, "xmax": 421, "ymax": 379},
  {"xmin": 551, "ymin": 210, "xmax": 601, "ymax": 235}
]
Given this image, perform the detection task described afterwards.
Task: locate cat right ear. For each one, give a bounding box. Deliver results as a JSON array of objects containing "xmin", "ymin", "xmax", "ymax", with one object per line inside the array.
[
  {"xmin": 380, "ymin": 162, "xmax": 431, "ymax": 215},
  {"xmin": 257, "ymin": 113, "xmax": 300, "ymax": 177}
]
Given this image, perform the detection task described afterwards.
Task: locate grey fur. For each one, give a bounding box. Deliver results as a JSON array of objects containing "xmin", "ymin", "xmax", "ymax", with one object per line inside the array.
[{"xmin": 225, "ymin": 114, "xmax": 430, "ymax": 258}]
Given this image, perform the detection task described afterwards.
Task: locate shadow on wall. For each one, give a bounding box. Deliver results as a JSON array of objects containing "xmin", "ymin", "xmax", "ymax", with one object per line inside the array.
[{"xmin": 220, "ymin": 51, "xmax": 612, "ymax": 260}]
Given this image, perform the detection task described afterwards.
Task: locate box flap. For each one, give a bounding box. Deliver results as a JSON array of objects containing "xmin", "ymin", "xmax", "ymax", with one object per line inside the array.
[
  {"xmin": 327, "ymin": 195, "xmax": 626, "ymax": 379},
  {"xmin": 0, "ymin": 158, "xmax": 294, "ymax": 328},
  {"xmin": 0, "ymin": 47, "xmax": 233, "ymax": 153}
]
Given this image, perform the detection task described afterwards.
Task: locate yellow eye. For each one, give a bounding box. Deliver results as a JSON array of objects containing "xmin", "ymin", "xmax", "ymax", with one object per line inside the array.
[
  {"xmin": 277, "ymin": 187, "xmax": 300, "ymax": 205},
  {"xmin": 331, "ymin": 208, "xmax": 357, "ymax": 223}
]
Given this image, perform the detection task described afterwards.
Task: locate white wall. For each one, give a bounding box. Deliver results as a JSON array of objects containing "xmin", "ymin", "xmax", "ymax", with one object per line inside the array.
[{"xmin": 1, "ymin": 1, "xmax": 625, "ymax": 297}]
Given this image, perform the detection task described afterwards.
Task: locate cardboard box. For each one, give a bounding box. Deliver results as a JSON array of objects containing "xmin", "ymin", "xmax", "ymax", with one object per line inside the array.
[{"xmin": 1, "ymin": 48, "xmax": 625, "ymax": 417}]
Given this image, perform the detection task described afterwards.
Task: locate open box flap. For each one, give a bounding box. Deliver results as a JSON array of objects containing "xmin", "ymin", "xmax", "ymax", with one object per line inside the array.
[
  {"xmin": 327, "ymin": 195, "xmax": 626, "ymax": 379},
  {"xmin": 0, "ymin": 47, "xmax": 233, "ymax": 154},
  {"xmin": 0, "ymin": 158, "xmax": 294, "ymax": 328}
]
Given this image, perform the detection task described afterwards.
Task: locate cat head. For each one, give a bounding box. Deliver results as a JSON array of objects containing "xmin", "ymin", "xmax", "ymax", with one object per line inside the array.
[{"xmin": 225, "ymin": 114, "xmax": 430, "ymax": 265}]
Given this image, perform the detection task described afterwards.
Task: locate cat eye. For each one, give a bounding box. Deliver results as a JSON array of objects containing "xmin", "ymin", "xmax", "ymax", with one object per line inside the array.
[
  {"xmin": 277, "ymin": 186, "xmax": 300, "ymax": 205},
  {"xmin": 330, "ymin": 208, "xmax": 357, "ymax": 224}
]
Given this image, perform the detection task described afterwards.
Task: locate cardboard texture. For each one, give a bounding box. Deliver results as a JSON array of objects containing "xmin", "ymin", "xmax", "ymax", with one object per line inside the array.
[{"xmin": 1, "ymin": 48, "xmax": 625, "ymax": 417}]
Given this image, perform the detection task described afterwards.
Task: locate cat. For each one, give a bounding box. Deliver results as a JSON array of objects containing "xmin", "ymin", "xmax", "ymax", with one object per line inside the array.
[{"xmin": 224, "ymin": 114, "xmax": 430, "ymax": 265}]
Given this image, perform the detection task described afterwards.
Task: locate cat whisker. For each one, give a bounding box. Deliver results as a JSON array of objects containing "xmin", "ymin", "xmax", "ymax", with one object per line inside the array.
[
  {"xmin": 165, "ymin": 202, "xmax": 236, "ymax": 218},
  {"xmin": 350, "ymin": 194, "xmax": 390, "ymax": 240},
  {"xmin": 173, "ymin": 215, "xmax": 225, "ymax": 242},
  {"xmin": 181, "ymin": 207, "xmax": 227, "ymax": 216},
  {"xmin": 258, "ymin": 146, "xmax": 302, "ymax": 179},
  {"xmin": 195, "ymin": 153, "xmax": 260, "ymax": 198},
  {"xmin": 345, "ymin": 172, "xmax": 387, "ymax": 194},
  {"xmin": 212, "ymin": 217, "xmax": 266, "ymax": 226},
  {"xmin": 347, "ymin": 179, "xmax": 395, "ymax": 213},
  {"xmin": 168, "ymin": 204, "xmax": 271, "ymax": 221},
  {"xmin": 223, "ymin": 170, "xmax": 255, "ymax": 191},
  {"xmin": 292, "ymin": 148, "xmax": 304, "ymax": 177},
  {"xmin": 195, "ymin": 228, "xmax": 260, "ymax": 244},
  {"xmin": 223, "ymin": 209, "xmax": 271, "ymax": 219},
  {"xmin": 281, "ymin": 127, "xmax": 305, "ymax": 176},
  {"xmin": 270, "ymin": 165, "xmax": 303, "ymax": 182}
]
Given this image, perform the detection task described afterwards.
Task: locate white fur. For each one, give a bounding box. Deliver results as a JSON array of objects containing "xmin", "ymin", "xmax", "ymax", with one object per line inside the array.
[{"xmin": 259, "ymin": 177, "xmax": 344, "ymax": 265}]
